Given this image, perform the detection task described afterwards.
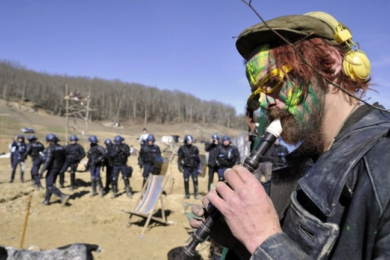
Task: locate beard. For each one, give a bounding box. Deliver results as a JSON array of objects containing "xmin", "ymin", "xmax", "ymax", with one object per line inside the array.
[{"xmin": 268, "ymin": 93, "xmax": 325, "ymax": 154}]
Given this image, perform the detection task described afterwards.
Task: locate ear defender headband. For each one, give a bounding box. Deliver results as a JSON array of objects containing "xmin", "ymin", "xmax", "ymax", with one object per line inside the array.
[{"xmin": 305, "ymin": 12, "xmax": 371, "ymax": 81}]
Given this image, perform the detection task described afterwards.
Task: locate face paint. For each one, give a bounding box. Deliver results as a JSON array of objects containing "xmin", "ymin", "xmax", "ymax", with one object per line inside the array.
[
  {"xmin": 278, "ymin": 80, "xmax": 320, "ymax": 123},
  {"xmin": 246, "ymin": 44, "xmax": 271, "ymax": 89}
]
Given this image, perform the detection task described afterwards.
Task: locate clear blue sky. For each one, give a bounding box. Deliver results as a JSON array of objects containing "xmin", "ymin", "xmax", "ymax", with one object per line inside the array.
[{"xmin": 1, "ymin": 0, "xmax": 389, "ymax": 115}]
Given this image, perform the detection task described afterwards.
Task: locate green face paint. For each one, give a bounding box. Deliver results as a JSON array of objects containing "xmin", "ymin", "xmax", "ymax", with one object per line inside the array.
[
  {"xmin": 278, "ymin": 81, "xmax": 320, "ymax": 123},
  {"xmin": 246, "ymin": 44, "xmax": 271, "ymax": 88}
]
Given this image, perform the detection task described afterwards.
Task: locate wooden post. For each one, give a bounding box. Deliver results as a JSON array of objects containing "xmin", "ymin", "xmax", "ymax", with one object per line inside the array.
[
  {"xmin": 65, "ymin": 84, "xmax": 69, "ymax": 143},
  {"xmin": 20, "ymin": 195, "xmax": 32, "ymax": 248}
]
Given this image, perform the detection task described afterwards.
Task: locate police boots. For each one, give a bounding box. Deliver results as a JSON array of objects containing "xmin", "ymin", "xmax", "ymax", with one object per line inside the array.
[
  {"xmin": 59, "ymin": 172, "xmax": 65, "ymax": 188},
  {"xmin": 90, "ymin": 178, "xmax": 97, "ymax": 197},
  {"xmin": 124, "ymin": 179, "xmax": 133, "ymax": 198},
  {"xmin": 70, "ymin": 172, "xmax": 77, "ymax": 191},
  {"xmin": 184, "ymin": 180, "xmax": 190, "ymax": 199},
  {"xmin": 60, "ymin": 193, "xmax": 70, "ymax": 206},
  {"xmin": 111, "ymin": 183, "xmax": 118, "ymax": 199},
  {"xmin": 193, "ymin": 179, "xmax": 199, "ymax": 199},
  {"xmin": 98, "ymin": 177, "xmax": 104, "ymax": 197}
]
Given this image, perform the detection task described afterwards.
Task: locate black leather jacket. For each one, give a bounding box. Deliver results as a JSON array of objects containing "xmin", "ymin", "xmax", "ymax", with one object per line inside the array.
[{"xmin": 251, "ymin": 106, "xmax": 390, "ymax": 259}]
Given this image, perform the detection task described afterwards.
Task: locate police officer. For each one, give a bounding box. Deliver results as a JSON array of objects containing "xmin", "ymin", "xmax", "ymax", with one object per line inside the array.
[
  {"xmin": 9, "ymin": 134, "xmax": 27, "ymax": 183},
  {"xmin": 103, "ymin": 139, "xmax": 114, "ymax": 193},
  {"xmin": 215, "ymin": 136, "xmax": 240, "ymax": 182},
  {"xmin": 270, "ymin": 138, "xmax": 289, "ymax": 169},
  {"xmin": 39, "ymin": 133, "xmax": 70, "ymax": 206},
  {"xmin": 109, "ymin": 135, "xmax": 132, "ymax": 198},
  {"xmin": 21, "ymin": 135, "xmax": 45, "ymax": 189},
  {"xmin": 204, "ymin": 134, "xmax": 220, "ymax": 192},
  {"xmin": 138, "ymin": 134, "xmax": 161, "ymax": 188},
  {"xmin": 178, "ymin": 135, "xmax": 200, "ymax": 199},
  {"xmin": 86, "ymin": 135, "xmax": 105, "ymax": 197},
  {"xmin": 59, "ymin": 135, "xmax": 85, "ymax": 190}
]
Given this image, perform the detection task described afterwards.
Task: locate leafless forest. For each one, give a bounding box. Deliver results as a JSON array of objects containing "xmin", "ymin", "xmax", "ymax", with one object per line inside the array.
[{"xmin": 0, "ymin": 60, "xmax": 247, "ymax": 129}]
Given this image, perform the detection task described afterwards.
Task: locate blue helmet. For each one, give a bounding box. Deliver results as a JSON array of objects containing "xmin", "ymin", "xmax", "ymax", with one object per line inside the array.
[
  {"xmin": 27, "ymin": 135, "xmax": 37, "ymax": 141},
  {"xmin": 17, "ymin": 134, "xmax": 25, "ymax": 140},
  {"xmin": 184, "ymin": 135, "xmax": 194, "ymax": 144},
  {"xmin": 146, "ymin": 134, "xmax": 155, "ymax": 143},
  {"xmin": 212, "ymin": 134, "xmax": 220, "ymax": 140},
  {"xmin": 69, "ymin": 135, "xmax": 78, "ymax": 141},
  {"xmin": 46, "ymin": 133, "xmax": 58, "ymax": 142},
  {"xmin": 221, "ymin": 136, "xmax": 231, "ymax": 143},
  {"xmin": 114, "ymin": 135, "xmax": 124, "ymax": 144},
  {"xmin": 104, "ymin": 139, "xmax": 112, "ymax": 145},
  {"xmin": 88, "ymin": 135, "xmax": 98, "ymax": 144}
]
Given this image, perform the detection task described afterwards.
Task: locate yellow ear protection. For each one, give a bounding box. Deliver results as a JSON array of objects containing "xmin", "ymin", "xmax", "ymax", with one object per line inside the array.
[
  {"xmin": 246, "ymin": 64, "xmax": 292, "ymax": 110},
  {"xmin": 305, "ymin": 12, "xmax": 371, "ymax": 81}
]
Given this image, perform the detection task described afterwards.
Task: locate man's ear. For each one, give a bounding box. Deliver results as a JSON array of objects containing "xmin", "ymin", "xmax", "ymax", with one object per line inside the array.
[{"xmin": 329, "ymin": 46, "xmax": 343, "ymax": 80}]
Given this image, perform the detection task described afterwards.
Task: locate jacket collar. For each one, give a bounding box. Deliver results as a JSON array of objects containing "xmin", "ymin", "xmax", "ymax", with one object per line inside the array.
[{"xmin": 298, "ymin": 108, "xmax": 390, "ymax": 216}]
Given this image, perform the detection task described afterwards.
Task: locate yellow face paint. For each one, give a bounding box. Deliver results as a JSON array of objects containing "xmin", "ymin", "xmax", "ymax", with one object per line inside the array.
[{"xmin": 246, "ymin": 44, "xmax": 270, "ymax": 89}]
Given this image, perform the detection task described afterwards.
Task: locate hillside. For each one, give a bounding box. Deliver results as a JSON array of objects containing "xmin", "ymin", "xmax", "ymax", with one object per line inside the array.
[
  {"xmin": 0, "ymin": 98, "xmax": 246, "ymax": 260},
  {"xmin": 0, "ymin": 98, "xmax": 244, "ymax": 153}
]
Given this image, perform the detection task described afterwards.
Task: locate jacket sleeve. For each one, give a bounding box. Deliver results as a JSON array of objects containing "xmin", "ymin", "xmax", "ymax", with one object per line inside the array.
[
  {"xmin": 205, "ymin": 141, "xmax": 214, "ymax": 152},
  {"xmin": 177, "ymin": 147, "xmax": 183, "ymax": 168},
  {"xmin": 122, "ymin": 144, "xmax": 131, "ymax": 157},
  {"xmin": 78, "ymin": 145, "xmax": 86, "ymax": 161},
  {"xmin": 21, "ymin": 143, "xmax": 31, "ymax": 161},
  {"xmin": 372, "ymin": 196, "xmax": 390, "ymax": 259},
  {"xmin": 39, "ymin": 146, "xmax": 54, "ymax": 175},
  {"xmin": 251, "ymin": 232, "xmax": 311, "ymax": 260}
]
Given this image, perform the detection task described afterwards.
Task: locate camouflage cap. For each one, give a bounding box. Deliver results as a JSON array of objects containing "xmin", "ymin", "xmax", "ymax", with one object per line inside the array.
[{"xmin": 236, "ymin": 14, "xmax": 337, "ymax": 60}]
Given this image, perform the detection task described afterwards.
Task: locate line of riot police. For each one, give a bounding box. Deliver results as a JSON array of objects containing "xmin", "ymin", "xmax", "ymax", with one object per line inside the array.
[{"xmin": 8, "ymin": 133, "xmax": 138, "ymax": 206}]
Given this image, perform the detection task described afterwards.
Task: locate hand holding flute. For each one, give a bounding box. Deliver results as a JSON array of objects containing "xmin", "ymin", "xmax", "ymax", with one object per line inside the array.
[{"xmin": 167, "ymin": 120, "xmax": 283, "ymax": 259}]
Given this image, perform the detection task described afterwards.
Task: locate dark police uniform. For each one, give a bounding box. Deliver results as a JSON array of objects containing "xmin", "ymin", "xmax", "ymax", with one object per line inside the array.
[
  {"xmin": 178, "ymin": 135, "xmax": 200, "ymax": 199},
  {"xmin": 21, "ymin": 137, "xmax": 45, "ymax": 188},
  {"xmin": 86, "ymin": 143, "xmax": 105, "ymax": 197},
  {"xmin": 60, "ymin": 142, "xmax": 85, "ymax": 189},
  {"xmin": 39, "ymin": 134, "xmax": 69, "ymax": 206},
  {"xmin": 138, "ymin": 141, "xmax": 161, "ymax": 187},
  {"xmin": 103, "ymin": 139, "xmax": 114, "ymax": 192},
  {"xmin": 204, "ymin": 134, "xmax": 220, "ymax": 192},
  {"xmin": 10, "ymin": 137, "xmax": 26, "ymax": 183},
  {"xmin": 109, "ymin": 138, "xmax": 132, "ymax": 198},
  {"xmin": 215, "ymin": 139, "xmax": 240, "ymax": 182}
]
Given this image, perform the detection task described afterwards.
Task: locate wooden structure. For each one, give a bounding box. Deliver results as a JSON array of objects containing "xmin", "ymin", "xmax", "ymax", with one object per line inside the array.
[{"xmin": 64, "ymin": 85, "xmax": 96, "ymax": 142}]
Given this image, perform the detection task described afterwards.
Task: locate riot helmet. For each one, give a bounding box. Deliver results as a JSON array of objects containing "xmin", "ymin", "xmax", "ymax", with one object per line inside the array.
[
  {"xmin": 69, "ymin": 135, "xmax": 79, "ymax": 142},
  {"xmin": 104, "ymin": 139, "xmax": 112, "ymax": 145},
  {"xmin": 88, "ymin": 135, "xmax": 98, "ymax": 144},
  {"xmin": 46, "ymin": 133, "xmax": 59, "ymax": 142},
  {"xmin": 114, "ymin": 135, "xmax": 124, "ymax": 144},
  {"xmin": 221, "ymin": 135, "xmax": 231, "ymax": 145},
  {"xmin": 212, "ymin": 134, "xmax": 220, "ymax": 141},
  {"xmin": 184, "ymin": 135, "xmax": 194, "ymax": 144},
  {"xmin": 27, "ymin": 135, "xmax": 37, "ymax": 142},
  {"xmin": 146, "ymin": 134, "xmax": 155, "ymax": 144}
]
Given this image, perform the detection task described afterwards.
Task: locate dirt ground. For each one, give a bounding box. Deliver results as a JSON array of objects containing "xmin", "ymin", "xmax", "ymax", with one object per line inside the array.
[{"xmin": 0, "ymin": 100, "xmax": 243, "ymax": 260}]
